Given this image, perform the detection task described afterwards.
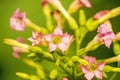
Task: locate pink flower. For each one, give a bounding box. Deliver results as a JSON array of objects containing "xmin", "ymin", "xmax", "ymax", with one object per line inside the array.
[
  {"xmin": 79, "ymin": 0, "xmax": 92, "ymax": 8},
  {"xmin": 45, "ymin": 27, "xmax": 74, "ymax": 52},
  {"xmin": 81, "ymin": 56, "xmax": 105, "ymax": 80},
  {"xmin": 93, "ymin": 10, "xmax": 109, "ymax": 20},
  {"xmin": 10, "ymin": 8, "xmax": 26, "ymax": 31},
  {"xmin": 28, "ymin": 31, "xmax": 46, "ymax": 46},
  {"xmin": 68, "ymin": 0, "xmax": 91, "ymax": 14},
  {"xmin": 62, "ymin": 77, "xmax": 68, "ymax": 80},
  {"xmin": 12, "ymin": 37, "xmax": 27, "ymax": 59},
  {"xmin": 97, "ymin": 24, "xmax": 116, "ymax": 48}
]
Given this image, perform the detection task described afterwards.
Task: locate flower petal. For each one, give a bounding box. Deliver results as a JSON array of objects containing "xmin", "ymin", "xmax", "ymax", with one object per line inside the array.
[
  {"xmin": 97, "ymin": 62, "xmax": 105, "ymax": 70},
  {"xmin": 97, "ymin": 24, "xmax": 110, "ymax": 34},
  {"xmin": 49, "ymin": 42, "xmax": 57, "ymax": 52},
  {"xmin": 53, "ymin": 27, "xmax": 63, "ymax": 35},
  {"xmin": 81, "ymin": 66, "xmax": 89, "ymax": 73},
  {"xmin": 80, "ymin": 0, "xmax": 92, "ymax": 8},
  {"xmin": 93, "ymin": 10, "xmax": 109, "ymax": 20},
  {"xmin": 94, "ymin": 70, "xmax": 102, "ymax": 79},
  {"xmin": 58, "ymin": 43, "xmax": 67, "ymax": 52},
  {"xmin": 84, "ymin": 72, "xmax": 94, "ymax": 80},
  {"xmin": 45, "ymin": 34, "xmax": 52, "ymax": 42}
]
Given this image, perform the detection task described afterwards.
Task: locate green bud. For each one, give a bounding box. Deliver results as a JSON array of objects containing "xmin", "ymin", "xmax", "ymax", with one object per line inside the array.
[
  {"xmin": 37, "ymin": 68, "xmax": 45, "ymax": 79},
  {"xmin": 16, "ymin": 72, "xmax": 30, "ymax": 79},
  {"xmin": 79, "ymin": 9, "xmax": 86, "ymax": 26},
  {"xmin": 30, "ymin": 75, "xmax": 40, "ymax": 80},
  {"xmin": 27, "ymin": 53, "xmax": 36, "ymax": 58},
  {"xmin": 71, "ymin": 56, "xmax": 88, "ymax": 66},
  {"xmin": 4, "ymin": 39, "xmax": 29, "ymax": 49},
  {"xmin": 67, "ymin": 16, "xmax": 78, "ymax": 30},
  {"xmin": 49, "ymin": 69, "xmax": 58, "ymax": 80},
  {"xmin": 102, "ymin": 72, "xmax": 108, "ymax": 78},
  {"xmin": 113, "ymin": 41, "xmax": 120, "ymax": 55},
  {"xmin": 85, "ymin": 18, "xmax": 99, "ymax": 31}
]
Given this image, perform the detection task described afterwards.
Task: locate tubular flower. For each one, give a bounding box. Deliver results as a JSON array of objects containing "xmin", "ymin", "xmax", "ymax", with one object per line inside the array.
[
  {"xmin": 68, "ymin": 0, "xmax": 92, "ymax": 14},
  {"xmin": 28, "ymin": 31, "xmax": 47, "ymax": 46},
  {"xmin": 93, "ymin": 10, "xmax": 110, "ymax": 20},
  {"xmin": 97, "ymin": 23, "xmax": 116, "ymax": 48},
  {"xmin": 45, "ymin": 27, "xmax": 74, "ymax": 52},
  {"xmin": 81, "ymin": 56, "xmax": 105, "ymax": 80},
  {"xmin": 12, "ymin": 37, "xmax": 28, "ymax": 59},
  {"xmin": 10, "ymin": 8, "xmax": 26, "ymax": 31}
]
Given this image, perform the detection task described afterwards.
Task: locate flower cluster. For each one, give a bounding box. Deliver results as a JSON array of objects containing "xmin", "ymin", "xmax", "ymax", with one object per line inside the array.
[{"xmin": 4, "ymin": 0, "xmax": 120, "ymax": 80}]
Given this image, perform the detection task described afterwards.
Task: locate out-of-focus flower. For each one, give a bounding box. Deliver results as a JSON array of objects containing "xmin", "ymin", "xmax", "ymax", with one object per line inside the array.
[
  {"xmin": 93, "ymin": 10, "xmax": 110, "ymax": 20},
  {"xmin": 45, "ymin": 27, "xmax": 74, "ymax": 52},
  {"xmin": 97, "ymin": 23, "xmax": 116, "ymax": 48},
  {"xmin": 51, "ymin": 10, "xmax": 62, "ymax": 28},
  {"xmin": 62, "ymin": 77, "xmax": 68, "ymax": 80},
  {"xmin": 10, "ymin": 8, "xmax": 26, "ymax": 31},
  {"xmin": 41, "ymin": 0, "xmax": 61, "ymax": 8},
  {"xmin": 28, "ymin": 31, "xmax": 47, "ymax": 46},
  {"xmin": 81, "ymin": 56, "xmax": 105, "ymax": 80},
  {"xmin": 12, "ymin": 37, "xmax": 29, "ymax": 59},
  {"xmin": 68, "ymin": 0, "xmax": 92, "ymax": 14}
]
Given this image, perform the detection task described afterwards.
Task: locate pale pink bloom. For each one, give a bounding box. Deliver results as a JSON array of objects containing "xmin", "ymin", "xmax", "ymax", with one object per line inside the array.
[
  {"xmin": 97, "ymin": 24, "xmax": 116, "ymax": 48},
  {"xmin": 79, "ymin": 0, "xmax": 92, "ymax": 8},
  {"xmin": 28, "ymin": 31, "xmax": 46, "ymax": 46},
  {"xmin": 81, "ymin": 56, "xmax": 105, "ymax": 80},
  {"xmin": 10, "ymin": 8, "xmax": 26, "ymax": 31},
  {"xmin": 12, "ymin": 37, "xmax": 26, "ymax": 59},
  {"xmin": 45, "ymin": 27, "xmax": 74, "ymax": 52},
  {"xmin": 62, "ymin": 77, "xmax": 68, "ymax": 80},
  {"xmin": 93, "ymin": 10, "xmax": 109, "ymax": 20}
]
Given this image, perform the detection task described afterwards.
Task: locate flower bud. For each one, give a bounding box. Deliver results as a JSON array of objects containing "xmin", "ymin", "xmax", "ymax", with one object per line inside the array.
[
  {"xmin": 49, "ymin": 68, "xmax": 58, "ymax": 80},
  {"xmin": 79, "ymin": 9, "xmax": 86, "ymax": 26},
  {"xmin": 16, "ymin": 72, "xmax": 30, "ymax": 79},
  {"xmin": 113, "ymin": 41, "xmax": 120, "ymax": 55}
]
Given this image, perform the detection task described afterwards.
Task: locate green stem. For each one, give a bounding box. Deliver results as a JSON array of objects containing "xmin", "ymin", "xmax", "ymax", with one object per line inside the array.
[
  {"xmin": 26, "ymin": 19, "xmax": 48, "ymax": 33},
  {"xmin": 104, "ymin": 55, "xmax": 120, "ymax": 64},
  {"xmin": 110, "ymin": 73, "xmax": 117, "ymax": 80}
]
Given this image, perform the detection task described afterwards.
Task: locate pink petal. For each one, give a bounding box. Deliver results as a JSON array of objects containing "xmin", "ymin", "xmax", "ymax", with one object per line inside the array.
[
  {"xmin": 97, "ymin": 62, "xmax": 105, "ymax": 70},
  {"xmin": 97, "ymin": 24, "xmax": 110, "ymax": 34},
  {"xmin": 80, "ymin": 0, "xmax": 92, "ymax": 8},
  {"xmin": 10, "ymin": 8, "xmax": 26, "ymax": 31},
  {"xmin": 53, "ymin": 27, "xmax": 63, "ymax": 35},
  {"xmin": 62, "ymin": 77, "xmax": 68, "ymax": 80},
  {"xmin": 93, "ymin": 10, "xmax": 109, "ymax": 20},
  {"xmin": 58, "ymin": 42, "xmax": 67, "ymax": 52},
  {"xmin": 103, "ymin": 38, "xmax": 112, "ymax": 48},
  {"xmin": 81, "ymin": 66, "xmax": 89, "ymax": 73},
  {"xmin": 62, "ymin": 34, "xmax": 70, "ymax": 43},
  {"xmin": 12, "ymin": 51, "xmax": 20, "ymax": 59},
  {"xmin": 94, "ymin": 70, "xmax": 102, "ymax": 79},
  {"xmin": 84, "ymin": 56, "xmax": 96, "ymax": 64},
  {"xmin": 45, "ymin": 34, "xmax": 52, "ymax": 42},
  {"xmin": 49, "ymin": 42, "xmax": 57, "ymax": 52},
  {"xmin": 84, "ymin": 72, "xmax": 94, "ymax": 80}
]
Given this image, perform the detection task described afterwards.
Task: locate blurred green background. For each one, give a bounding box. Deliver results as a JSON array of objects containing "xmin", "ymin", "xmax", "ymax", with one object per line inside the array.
[{"xmin": 0, "ymin": 0, "xmax": 120, "ymax": 80}]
